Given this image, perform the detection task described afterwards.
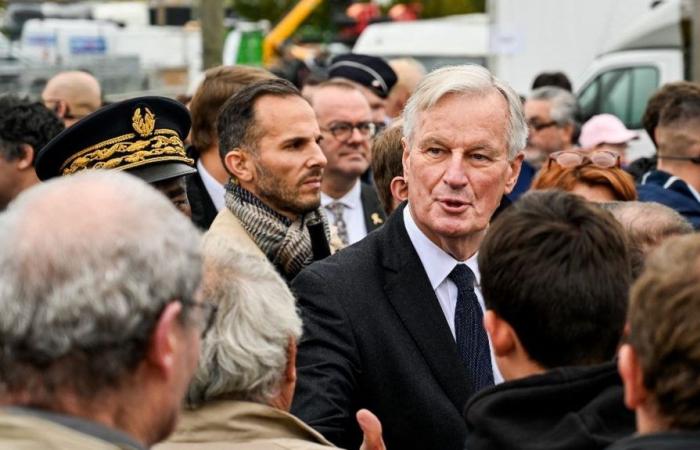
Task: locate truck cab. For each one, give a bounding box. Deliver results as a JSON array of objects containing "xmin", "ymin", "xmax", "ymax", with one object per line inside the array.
[{"xmin": 575, "ymin": 0, "xmax": 688, "ymax": 160}]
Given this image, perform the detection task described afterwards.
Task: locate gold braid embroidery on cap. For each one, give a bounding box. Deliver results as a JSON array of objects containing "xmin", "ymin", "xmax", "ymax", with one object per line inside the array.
[{"xmin": 60, "ymin": 107, "xmax": 193, "ymax": 175}]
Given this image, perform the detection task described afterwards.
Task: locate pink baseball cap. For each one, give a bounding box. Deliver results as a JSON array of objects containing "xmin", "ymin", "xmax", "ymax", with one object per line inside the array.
[{"xmin": 579, "ymin": 114, "xmax": 638, "ymax": 148}]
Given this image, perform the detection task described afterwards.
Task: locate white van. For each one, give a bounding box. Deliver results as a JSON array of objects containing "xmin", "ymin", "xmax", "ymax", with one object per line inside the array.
[
  {"xmin": 575, "ymin": 0, "xmax": 687, "ymax": 160},
  {"xmin": 353, "ymin": 14, "xmax": 489, "ymax": 72}
]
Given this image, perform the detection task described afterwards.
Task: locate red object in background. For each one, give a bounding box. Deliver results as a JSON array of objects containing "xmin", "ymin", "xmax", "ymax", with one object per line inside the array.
[
  {"xmin": 346, "ymin": 3, "xmax": 381, "ymax": 34},
  {"xmin": 388, "ymin": 3, "xmax": 421, "ymax": 21}
]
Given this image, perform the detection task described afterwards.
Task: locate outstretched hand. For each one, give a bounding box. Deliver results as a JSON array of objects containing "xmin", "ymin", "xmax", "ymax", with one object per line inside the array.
[{"xmin": 357, "ymin": 409, "xmax": 386, "ymax": 450}]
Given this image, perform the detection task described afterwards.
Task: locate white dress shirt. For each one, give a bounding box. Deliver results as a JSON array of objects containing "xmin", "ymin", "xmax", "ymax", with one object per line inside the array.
[
  {"xmin": 403, "ymin": 205, "xmax": 503, "ymax": 384},
  {"xmin": 197, "ymin": 158, "xmax": 225, "ymax": 212},
  {"xmin": 321, "ymin": 180, "xmax": 368, "ymax": 245}
]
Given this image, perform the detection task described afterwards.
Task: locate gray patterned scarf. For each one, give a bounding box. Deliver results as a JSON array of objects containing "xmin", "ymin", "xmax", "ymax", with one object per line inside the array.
[{"xmin": 225, "ymin": 182, "xmax": 330, "ymax": 279}]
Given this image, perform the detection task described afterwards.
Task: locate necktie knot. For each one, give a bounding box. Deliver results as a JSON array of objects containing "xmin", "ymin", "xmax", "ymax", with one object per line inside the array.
[
  {"xmin": 327, "ymin": 201, "xmax": 349, "ymax": 246},
  {"xmin": 327, "ymin": 201, "xmax": 345, "ymax": 216},
  {"xmin": 448, "ymin": 263, "xmax": 475, "ymax": 290}
]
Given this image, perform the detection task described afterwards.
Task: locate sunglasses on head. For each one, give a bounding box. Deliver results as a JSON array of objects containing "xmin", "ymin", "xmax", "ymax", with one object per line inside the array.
[{"xmin": 548, "ymin": 149, "xmax": 621, "ymax": 169}]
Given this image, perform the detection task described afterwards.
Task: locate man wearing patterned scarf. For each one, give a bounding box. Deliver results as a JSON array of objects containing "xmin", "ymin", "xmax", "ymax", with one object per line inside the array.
[{"xmin": 204, "ymin": 78, "xmax": 333, "ymax": 281}]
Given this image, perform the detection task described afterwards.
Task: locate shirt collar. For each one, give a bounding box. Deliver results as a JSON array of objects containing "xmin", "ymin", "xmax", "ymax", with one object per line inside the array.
[
  {"xmin": 403, "ymin": 204, "xmax": 480, "ymax": 290},
  {"xmin": 196, "ymin": 158, "xmax": 225, "ymax": 212},
  {"xmin": 321, "ymin": 180, "xmax": 362, "ymax": 210}
]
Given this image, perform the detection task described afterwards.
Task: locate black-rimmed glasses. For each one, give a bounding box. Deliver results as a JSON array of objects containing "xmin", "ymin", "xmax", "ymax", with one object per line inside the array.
[
  {"xmin": 548, "ymin": 149, "xmax": 621, "ymax": 169},
  {"xmin": 180, "ymin": 299, "xmax": 217, "ymax": 338},
  {"xmin": 323, "ymin": 121, "xmax": 377, "ymax": 141}
]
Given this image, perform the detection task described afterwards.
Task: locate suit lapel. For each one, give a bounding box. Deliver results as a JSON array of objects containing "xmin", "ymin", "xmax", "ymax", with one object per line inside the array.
[
  {"xmin": 360, "ymin": 182, "xmax": 386, "ymax": 232},
  {"xmin": 379, "ymin": 204, "xmax": 472, "ymax": 413}
]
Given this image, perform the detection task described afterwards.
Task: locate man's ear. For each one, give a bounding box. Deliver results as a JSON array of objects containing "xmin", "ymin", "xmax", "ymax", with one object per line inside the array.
[
  {"xmin": 618, "ymin": 343, "xmax": 647, "ymax": 411},
  {"xmin": 286, "ymin": 337, "xmax": 297, "ymax": 384},
  {"xmin": 504, "ymin": 152, "xmax": 524, "ymax": 195},
  {"xmin": 16, "ymin": 145, "xmax": 35, "ymax": 171},
  {"xmin": 484, "ymin": 310, "xmax": 516, "ymax": 357},
  {"xmin": 224, "ymin": 149, "xmax": 254, "ymax": 183},
  {"xmin": 52, "ymin": 99, "xmax": 68, "ymax": 119},
  {"xmin": 390, "ymin": 176, "xmax": 408, "ymax": 204},
  {"xmin": 146, "ymin": 302, "xmax": 183, "ymax": 379}
]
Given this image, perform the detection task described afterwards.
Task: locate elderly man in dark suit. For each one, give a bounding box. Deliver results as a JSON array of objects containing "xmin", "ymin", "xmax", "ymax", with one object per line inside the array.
[{"xmin": 290, "ymin": 65, "xmax": 526, "ymax": 450}]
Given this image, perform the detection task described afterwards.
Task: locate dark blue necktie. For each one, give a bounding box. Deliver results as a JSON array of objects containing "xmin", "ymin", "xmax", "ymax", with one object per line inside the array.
[{"xmin": 448, "ymin": 264, "xmax": 494, "ymax": 393}]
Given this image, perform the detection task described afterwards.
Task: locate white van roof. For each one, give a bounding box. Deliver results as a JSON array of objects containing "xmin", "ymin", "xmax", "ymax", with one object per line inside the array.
[
  {"xmin": 353, "ymin": 14, "xmax": 488, "ymax": 57},
  {"xmin": 602, "ymin": 0, "xmax": 686, "ymax": 54}
]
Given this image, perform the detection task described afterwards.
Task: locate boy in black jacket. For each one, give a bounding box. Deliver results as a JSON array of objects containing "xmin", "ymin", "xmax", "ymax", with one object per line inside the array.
[{"xmin": 464, "ymin": 190, "xmax": 635, "ymax": 450}]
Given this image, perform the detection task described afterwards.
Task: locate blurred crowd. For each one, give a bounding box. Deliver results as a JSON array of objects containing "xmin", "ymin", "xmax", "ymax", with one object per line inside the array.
[{"xmin": 1, "ymin": 54, "xmax": 700, "ymax": 450}]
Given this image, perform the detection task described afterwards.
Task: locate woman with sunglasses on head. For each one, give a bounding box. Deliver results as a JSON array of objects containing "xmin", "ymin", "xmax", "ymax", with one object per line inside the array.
[{"xmin": 531, "ymin": 149, "xmax": 637, "ymax": 202}]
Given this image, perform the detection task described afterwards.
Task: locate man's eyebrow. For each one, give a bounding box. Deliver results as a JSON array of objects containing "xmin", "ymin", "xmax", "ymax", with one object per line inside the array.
[
  {"xmin": 281, "ymin": 135, "xmax": 310, "ymax": 146},
  {"xmin": 417, "ymin": 136, "xmax": 449, "ymax": 148}
]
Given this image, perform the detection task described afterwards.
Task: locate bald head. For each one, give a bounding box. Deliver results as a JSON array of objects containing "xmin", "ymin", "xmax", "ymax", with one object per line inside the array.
[
  {"xmin": 42, "ymin": 71, "xmax": 102, "ymax": 127},
  {"xmin": 386, "ymin": 58, "xmax": 426, "ymax": 118}
]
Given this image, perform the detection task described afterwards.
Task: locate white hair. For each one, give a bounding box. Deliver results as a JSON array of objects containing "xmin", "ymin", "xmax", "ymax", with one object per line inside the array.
[
  {"xmin": 402, "ymin": 65, "xmax": 527, "ymax": 159},
  {"xmin": 187, "ymin": 236, "xmax": 302, "ymax": 406},
  {"xmin": 0, "ymin": 171, "xmax": 202, "ymax": 396}
]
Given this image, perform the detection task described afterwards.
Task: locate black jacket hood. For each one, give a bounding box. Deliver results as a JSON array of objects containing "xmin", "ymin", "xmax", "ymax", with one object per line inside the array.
[{"xmin": 464, "ymin": 362, "xmax": 635, "ymax": 450}]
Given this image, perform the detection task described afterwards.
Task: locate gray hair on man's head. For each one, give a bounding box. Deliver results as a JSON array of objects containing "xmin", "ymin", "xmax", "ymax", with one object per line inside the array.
[
  {"xmin": 402, "ymin": 65, "xmax": 527, "ymax": 159},
  {"xmin": 0, "ymin": 171, "xmax": 202, "ymax": 400},
  {"xmin": 529, "ymin": 86, "xmax": 578, "ymax": 126},
  {"xmin": 187, "ymin": 236, "xmax": 302, "ymax": 407},
  {"xmin": 600, "ymin": 200, "xmax": 693, "ymax": 278},
  {"xmin": 603, "ymin": 201, "xmax": 693, "ymax": 249}
]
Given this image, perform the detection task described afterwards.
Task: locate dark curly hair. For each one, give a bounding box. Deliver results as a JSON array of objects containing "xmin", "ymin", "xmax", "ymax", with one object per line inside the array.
[{"xmin": 0, "ymin": 95, "xmax": 64, "ymax": 163}]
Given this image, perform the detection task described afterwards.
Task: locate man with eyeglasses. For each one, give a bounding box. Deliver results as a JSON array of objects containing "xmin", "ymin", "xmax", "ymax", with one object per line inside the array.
[
  {"xmin": 42, "ymin": 71, "xmax": 102, "ymax": 128},
  {"xmin": 310, "ymin": 80, "xmax": 386, "ymax": 246},
  {"xmin": 637, "ymin": 92, "xmax": 700, "ymax": 229},
  {"xmin": 0, "ymin": 170, "xmax": 210, "ymax": 449},
  {"xmin": 328, "ymin": 54, "xmax": 398, "ymax": 132},
  {"xmin": 524, "ymin": 86, "xmax": 578, "ymax": 167}
]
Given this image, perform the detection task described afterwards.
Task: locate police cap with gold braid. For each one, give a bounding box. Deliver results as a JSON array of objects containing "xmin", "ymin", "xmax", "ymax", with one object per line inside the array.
[{"xmin": 36, "ymin": 96, "xmax": 195, "ymax": 184}]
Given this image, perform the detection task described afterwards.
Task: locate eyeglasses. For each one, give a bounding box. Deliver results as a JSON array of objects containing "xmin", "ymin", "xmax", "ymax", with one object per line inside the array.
[
  {"xmin": 527, "ymin": 120, "xmax": 558, "ymax": 131},
  {"xmin": 180, "ymin": 299, "xmax": 218, "ymax": 338},
  {"xmin": 323, "ymin": 121, "xmax": 377, "ymax": 141},
  {"xmin": 548, "ymin": 149, "xmax": 621, "ymax": 169}
]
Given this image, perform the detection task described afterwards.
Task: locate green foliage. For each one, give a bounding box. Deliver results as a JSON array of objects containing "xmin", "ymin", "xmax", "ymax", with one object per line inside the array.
[{"xmin": 226, "ymin": 0, "xmax": 295, "ymax": 22}]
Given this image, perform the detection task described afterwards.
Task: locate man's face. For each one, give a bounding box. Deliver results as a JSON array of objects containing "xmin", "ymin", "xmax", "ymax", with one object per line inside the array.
[
  {"xmin": 356, "ymin": 83, "xmax": 387, "ymax": 125},
  {"xmin": 152, "ymin": 176, "xmax": 191, "ymax": 218},
  {"xmin": 524, "ymin": 99, "xmax": 571, "ymax": 155},
  {"xmin": 0, "ymin": 154, "xmax": 24, "ymax": 211},
  {"xmin": 314, "ymin": 87, "xmax": 373, "ymax": 181},
  {"xmin": 249, "ymin": 95, "xmax": 326, "ymax": 219},
  {"xmin": 153, "ymin": 302, "xmax": 202, "ymax": 445},
  {"xmin": 403, "ymin": 91, "xmax": 521, "ymax": 248}
]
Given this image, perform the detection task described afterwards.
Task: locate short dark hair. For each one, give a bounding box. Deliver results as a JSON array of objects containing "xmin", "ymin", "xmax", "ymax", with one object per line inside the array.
[
  {"xmin": 0, "ymin": 95, "xmax": 64, "ymax": 163},
  {"xmin": 371, "ymin": 124, "xmax": 404, "ymax": 215},
  {"xmin": 643, "ymin": 81, "xmax": 700, "ymax": 146},
  {"xmin": 189, "ymin": 65, "xmax": 274, "ymax": 153},
  {"xmin": 478, "ymin": 190, "xmax": 631, "ymax": 368},
  {"xmin": 628, "ymin": 234, "xmax": 700, "ymax": 429},
  {"xmin": 217, "ymin": 78, "xmax": 303, "ymax": 166},
  {"xmin": 658, "ymin": 90, "xmax": 700, "ymax": 128},
  {"xmin": 531, "ymin": 71, "xmax": 572, "ymax": 92}
]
